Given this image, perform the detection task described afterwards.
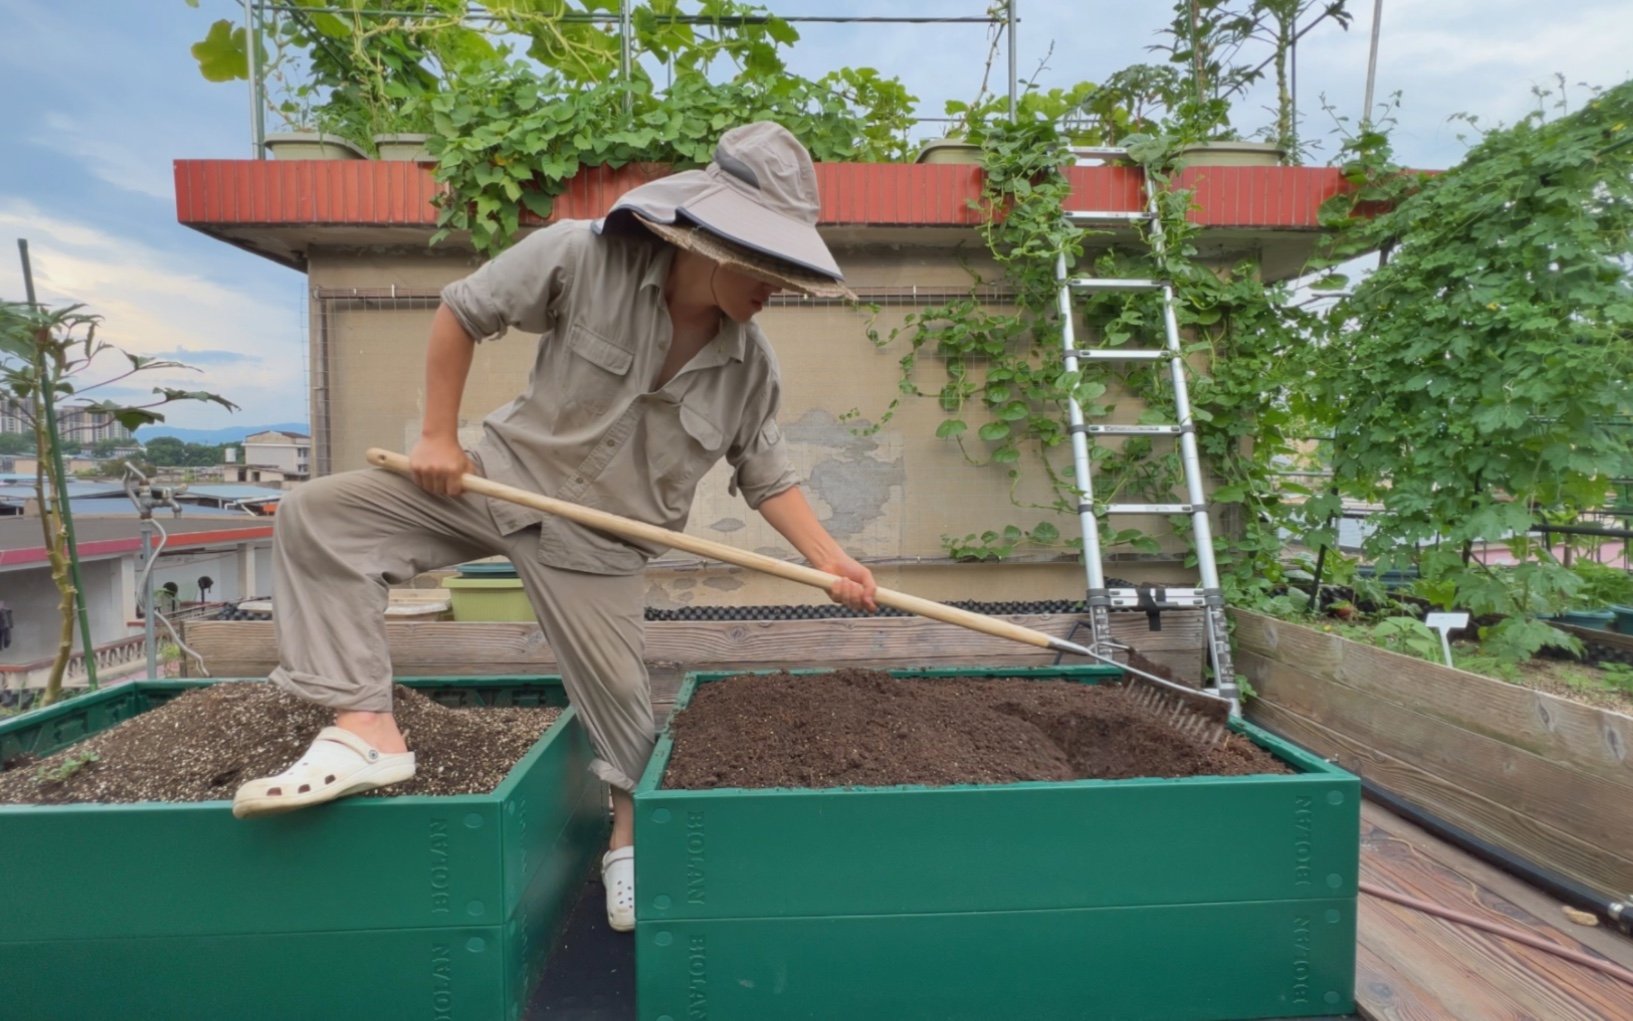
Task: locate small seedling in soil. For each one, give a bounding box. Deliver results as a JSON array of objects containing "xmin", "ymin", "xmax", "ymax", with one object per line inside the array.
[
  {"xmin": 35, "ymin": 751, "xmax": 99, "ymax": 785},
  {"xmin": 1595, "ymin": 661, "xmax": 1633, "ymax": 694}
]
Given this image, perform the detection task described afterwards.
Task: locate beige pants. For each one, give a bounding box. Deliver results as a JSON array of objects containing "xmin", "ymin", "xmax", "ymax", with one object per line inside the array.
[{"xmin": 267, "ymin": 467, "xmax": 653, "ymax": 791}]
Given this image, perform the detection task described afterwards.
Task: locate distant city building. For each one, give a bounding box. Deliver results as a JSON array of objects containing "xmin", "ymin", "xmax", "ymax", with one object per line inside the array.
[
  {"xmin": 0, "ymin": 398, "xmax": 135, "ymax": 443},
  {"xmin": 222, "ymin": 430, "xmax": 310, "ymax": 489}
]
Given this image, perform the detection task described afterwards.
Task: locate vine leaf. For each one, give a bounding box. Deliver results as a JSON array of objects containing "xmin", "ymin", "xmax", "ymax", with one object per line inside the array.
[{"xmin": 191, "ymin": 20, "xmax": 247, "ymax": 83}]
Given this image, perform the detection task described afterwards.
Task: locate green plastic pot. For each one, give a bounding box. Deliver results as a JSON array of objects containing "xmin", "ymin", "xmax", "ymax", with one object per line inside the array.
[
  {"xmin": 1613, "ymin": 605, "xmax": 1633, "ymax": 633},
  {"xmin": 1556, "ymin": 608, "xmax": 1616, "ymax": 631},
  {"xmin": 445, "ymin": 577, "xmax": 534, "ymax": 621}
]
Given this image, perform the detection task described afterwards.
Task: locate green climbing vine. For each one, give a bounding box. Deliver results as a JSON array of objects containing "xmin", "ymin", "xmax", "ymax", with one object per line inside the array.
[
  {"xmin": 187, "ymin": 1, "xmax": 917, "ymax": 257},
  {"xmin": 418, "ymin": 59, "xmax": 913, "ymax": 254},
  {"xmin": 855, "ymin": 113, "xmax": 1319, "ymax": 599},
  {"xmin": 1299, "ymin": 79, "xmax": 1633, "ymax": 659}
]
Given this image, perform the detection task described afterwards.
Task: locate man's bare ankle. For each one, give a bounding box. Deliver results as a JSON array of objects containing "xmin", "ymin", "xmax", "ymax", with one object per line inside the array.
[{"xmin": 333, "ymin": 711, "xmax": 408, "ymax": 754}]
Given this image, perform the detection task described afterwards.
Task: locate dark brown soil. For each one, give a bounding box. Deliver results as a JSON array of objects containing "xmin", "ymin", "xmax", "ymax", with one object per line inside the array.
[
  {"xmin": 0, "ymin": 682, "xmax": 561, "ymax": 806},
  {"xmin": 662, "ymin": 669, "xmax": 1292, "ymax": 790}
]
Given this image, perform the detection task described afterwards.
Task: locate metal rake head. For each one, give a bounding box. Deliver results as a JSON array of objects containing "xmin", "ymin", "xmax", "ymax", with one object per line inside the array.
[
  {"xmin": 1125, "ymin": 677, "xmax": 1229, "ymax": 752},
  {"xmin": 1044, "ymin": 635, "xmax": 1233, "ymax": 751}
]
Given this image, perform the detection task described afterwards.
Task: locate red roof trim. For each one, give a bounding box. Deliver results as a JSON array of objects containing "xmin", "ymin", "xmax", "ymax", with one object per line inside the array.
[
  {"xmin": 175, "ymin": 160, "xmax": 1353, "ymax": 232},
  {"xmin": 0, "ymin": 525, "xmax": 274, "ymax": 568}
]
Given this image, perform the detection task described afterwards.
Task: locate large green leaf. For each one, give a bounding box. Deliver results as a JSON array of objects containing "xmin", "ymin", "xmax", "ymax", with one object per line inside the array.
[{"xmin": 191, "ymin": 20, "xmax": 247, "ymax": 83}]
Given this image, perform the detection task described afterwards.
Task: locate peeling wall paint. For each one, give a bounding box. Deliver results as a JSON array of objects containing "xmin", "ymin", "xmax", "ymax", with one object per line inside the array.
[{"xmin": 783, "ymin": 409, "xmax": 905, "ymax": 543}]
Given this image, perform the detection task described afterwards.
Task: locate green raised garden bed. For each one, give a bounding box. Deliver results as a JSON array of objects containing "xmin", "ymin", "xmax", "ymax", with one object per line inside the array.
[
  {"xmin": 0, "ymin": 676, "xmax": 607, "ymax": 1021},
  {"xmin": 634, "ymin": 665, "xmax": 1360, "ymax": 1021}
]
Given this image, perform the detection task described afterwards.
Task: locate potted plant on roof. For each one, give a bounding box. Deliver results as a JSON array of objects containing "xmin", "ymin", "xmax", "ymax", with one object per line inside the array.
[
  {"xmin": 1559, "ymin": 559, "xmax": 1633, "ymax": 631},
  {"xmin": 1134, "ymin": 0, "xmax": 1355, "ymax": 166}
]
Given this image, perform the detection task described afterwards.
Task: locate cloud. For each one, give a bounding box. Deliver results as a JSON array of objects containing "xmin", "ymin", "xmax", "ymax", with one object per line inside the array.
[
  {"xmin": 0, "ymin": 200, "xmax": 304, "ymax": 430},
  {"xmin": 137, "ymin": 347, "xmax": 260, "ymax": 366},
  {"xmin": 29, "ymin": 112, "xmax": 176, "ymax": 203}
]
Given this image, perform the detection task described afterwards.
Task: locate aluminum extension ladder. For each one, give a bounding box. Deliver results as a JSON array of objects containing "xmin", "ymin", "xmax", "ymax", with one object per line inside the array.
[{"xmin": 1054, "ymin": 146, "xmax": 1239, "ymax": 709}]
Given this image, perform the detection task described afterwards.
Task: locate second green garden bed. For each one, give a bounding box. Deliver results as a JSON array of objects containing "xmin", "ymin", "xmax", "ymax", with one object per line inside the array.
[{"xmin": 634, "ymin": 665, "xmax": 1360, "ymax": 1021}]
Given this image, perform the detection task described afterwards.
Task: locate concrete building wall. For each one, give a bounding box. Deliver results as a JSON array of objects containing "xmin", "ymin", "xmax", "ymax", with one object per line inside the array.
[
  {"xmin": 149, "ymin": 548, "xmax": 242, "ymax": 606},
  {"xmin": 1, "ymin": 557, "xmax": 126, "ymax": 666},
  {"xmin": 253, "ymin": 544, "xmax": 274, "ymax": 599},
  {"xmin": 246, "ymin": 444, "xmax": 302, "ymax": 473},
  {"xmin": 304, "ymin": 236, "xmax": 1213, "ymax": 603}
]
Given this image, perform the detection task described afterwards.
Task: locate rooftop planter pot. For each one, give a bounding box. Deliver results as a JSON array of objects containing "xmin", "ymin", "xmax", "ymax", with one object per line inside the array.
[
  {"xmin": 1176, "ymin": 140, "xmax": 1285, "ymax": 168},
  {"xmin": 374, "ymin": 132, "xmax": 434, "ymax": 161},
  {"xmin": 633, "ymin": 664, "xmax": 1360, "ymax": 1021},
  {"xmin": 914, "ymin": 137, "xmax": 982, "ymax": 165},
  {"xmin": 0, "ymin": 676, "xmax": 607, "ymax": 1021},
  {"xmin": 263, "ymin": 131, "xmax": 368, "ymax": 160}
]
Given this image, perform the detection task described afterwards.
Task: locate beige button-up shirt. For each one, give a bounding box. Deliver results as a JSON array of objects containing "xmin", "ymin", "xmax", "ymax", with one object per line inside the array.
[{"xmin": 441, "ymin": 220, "xmax": 801, "ymax": 575}]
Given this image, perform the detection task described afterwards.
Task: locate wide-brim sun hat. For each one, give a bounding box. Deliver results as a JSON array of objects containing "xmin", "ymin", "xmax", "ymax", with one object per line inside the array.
[
  {"xmin": 636, "ymin": 218, "xmax": 855, "ymax": 300},
  {"xmin": 595, "ymin": 121, "xmax": 856, "ymax": 302}
]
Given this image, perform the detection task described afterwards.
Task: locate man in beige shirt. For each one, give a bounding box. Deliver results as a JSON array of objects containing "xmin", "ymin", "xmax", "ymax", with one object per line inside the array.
[{"xmin": 231, "ymin": 122, "xmax": 877, "ymax": 931}]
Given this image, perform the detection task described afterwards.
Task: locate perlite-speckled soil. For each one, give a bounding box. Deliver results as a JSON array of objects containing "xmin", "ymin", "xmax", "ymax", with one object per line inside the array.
[
  {"xmin": 662, "ymin": 668, "xmax": 1292, "ymax": 790},
  {"xmin": 0, "ymin": 682, "xmax": 561, "ymax": 805}
]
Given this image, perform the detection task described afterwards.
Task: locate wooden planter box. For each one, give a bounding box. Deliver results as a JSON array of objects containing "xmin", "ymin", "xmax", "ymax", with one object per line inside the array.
[
  {"xmin": 1232, "ymin": 608, "xmax": 1633, "ymax": 901},
  {"xmin": 633, "ymin": 666, "xmax": 1360, "ymax": 1021},
  {"xmin": 0, "ymin": 678, "xmax": 608, "ymax": 1021}
]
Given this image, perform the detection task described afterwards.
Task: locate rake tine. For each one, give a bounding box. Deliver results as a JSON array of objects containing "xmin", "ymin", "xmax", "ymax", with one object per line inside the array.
[{"xmin": 1093, "ymin": 646, "xmax": 1233, "ymax": 749}]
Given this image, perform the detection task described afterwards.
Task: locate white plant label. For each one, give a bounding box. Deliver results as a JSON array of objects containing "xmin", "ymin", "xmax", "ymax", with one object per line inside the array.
[
  {"xmin": 1423, "ymin": 612, "xmax": 1469, "ymax": 668},
  {"xmin": 1425, "ymin": 612, "xmax": 1470, "ymax": 630}
]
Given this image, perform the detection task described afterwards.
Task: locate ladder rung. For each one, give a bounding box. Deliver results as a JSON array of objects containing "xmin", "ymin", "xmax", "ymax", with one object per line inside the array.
[
  {"xmin": 1068, "ymin": 349, "xmax": 1169, "ymax": 361},
  {"xmin": 1107, "ymin": 587, "xmax": 1209, "ymax": 608},
  {"xmin": 1080, "ymin": 424, "xmax": 1183, "ymax": 436},
  {"xmin": 1068, "ymin": 277, "xmax": 1165, "ymax": 291},
  {"xmin": 1064, "ymin": 210, "xmax": 1151, "ymax": 225},
  {"xmin": 1107, "ymin": 503, "xmax": 1198, "ymax": 515}
]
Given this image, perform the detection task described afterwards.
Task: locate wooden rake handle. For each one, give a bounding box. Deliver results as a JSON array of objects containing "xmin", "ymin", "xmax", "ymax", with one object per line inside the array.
[{"xmin": 366, "ymin": 447, "xmax": 1066, "ymax": 656}]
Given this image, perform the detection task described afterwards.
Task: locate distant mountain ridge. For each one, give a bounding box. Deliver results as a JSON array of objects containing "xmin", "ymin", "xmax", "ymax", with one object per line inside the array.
[{"xmin": 135, "ymin": 422, "xmax": 310, "ymax": 445}]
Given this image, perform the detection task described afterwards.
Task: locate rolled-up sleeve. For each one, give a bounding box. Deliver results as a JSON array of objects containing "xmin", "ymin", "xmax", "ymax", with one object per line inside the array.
[
  {"xmin": 728, "ymin": 395, "xmax": 801, "ymax": 509},
  {"xmin": 440, "ymin": 221, "xmax": 583, "ymax": 342}
]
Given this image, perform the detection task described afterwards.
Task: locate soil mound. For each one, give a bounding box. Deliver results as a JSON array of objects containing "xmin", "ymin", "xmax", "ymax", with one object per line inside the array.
[
  {"xmin": 0, "ymin": 682, "xmax": 560, "ymax": 805},
  {"xmin": 662, "ymin": 669, "xmax": 1290, "ymax": 789}
]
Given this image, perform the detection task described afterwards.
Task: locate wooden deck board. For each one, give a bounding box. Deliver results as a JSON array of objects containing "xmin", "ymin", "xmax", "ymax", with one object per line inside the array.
[
  {"xmin": 1353, "ymin": 939, "xmax": 1446, "ymax": 1021},
  {"xmin": 1356, "ymin": 801, "xmax": 1633, "ymax": 1020}
]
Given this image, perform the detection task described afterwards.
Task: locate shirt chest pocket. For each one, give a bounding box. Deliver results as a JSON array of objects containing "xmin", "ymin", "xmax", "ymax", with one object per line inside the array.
[
  {"xmin": 650, "ymin": 401, "xmax": 727, "ymax": 485},
  {"xmin": 555, "ymin": 321, "xmax": 635, "ymax": 422},
  {"xmin": 678, "ymin": 403, "xmax": 724, "ymax": 457}
]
